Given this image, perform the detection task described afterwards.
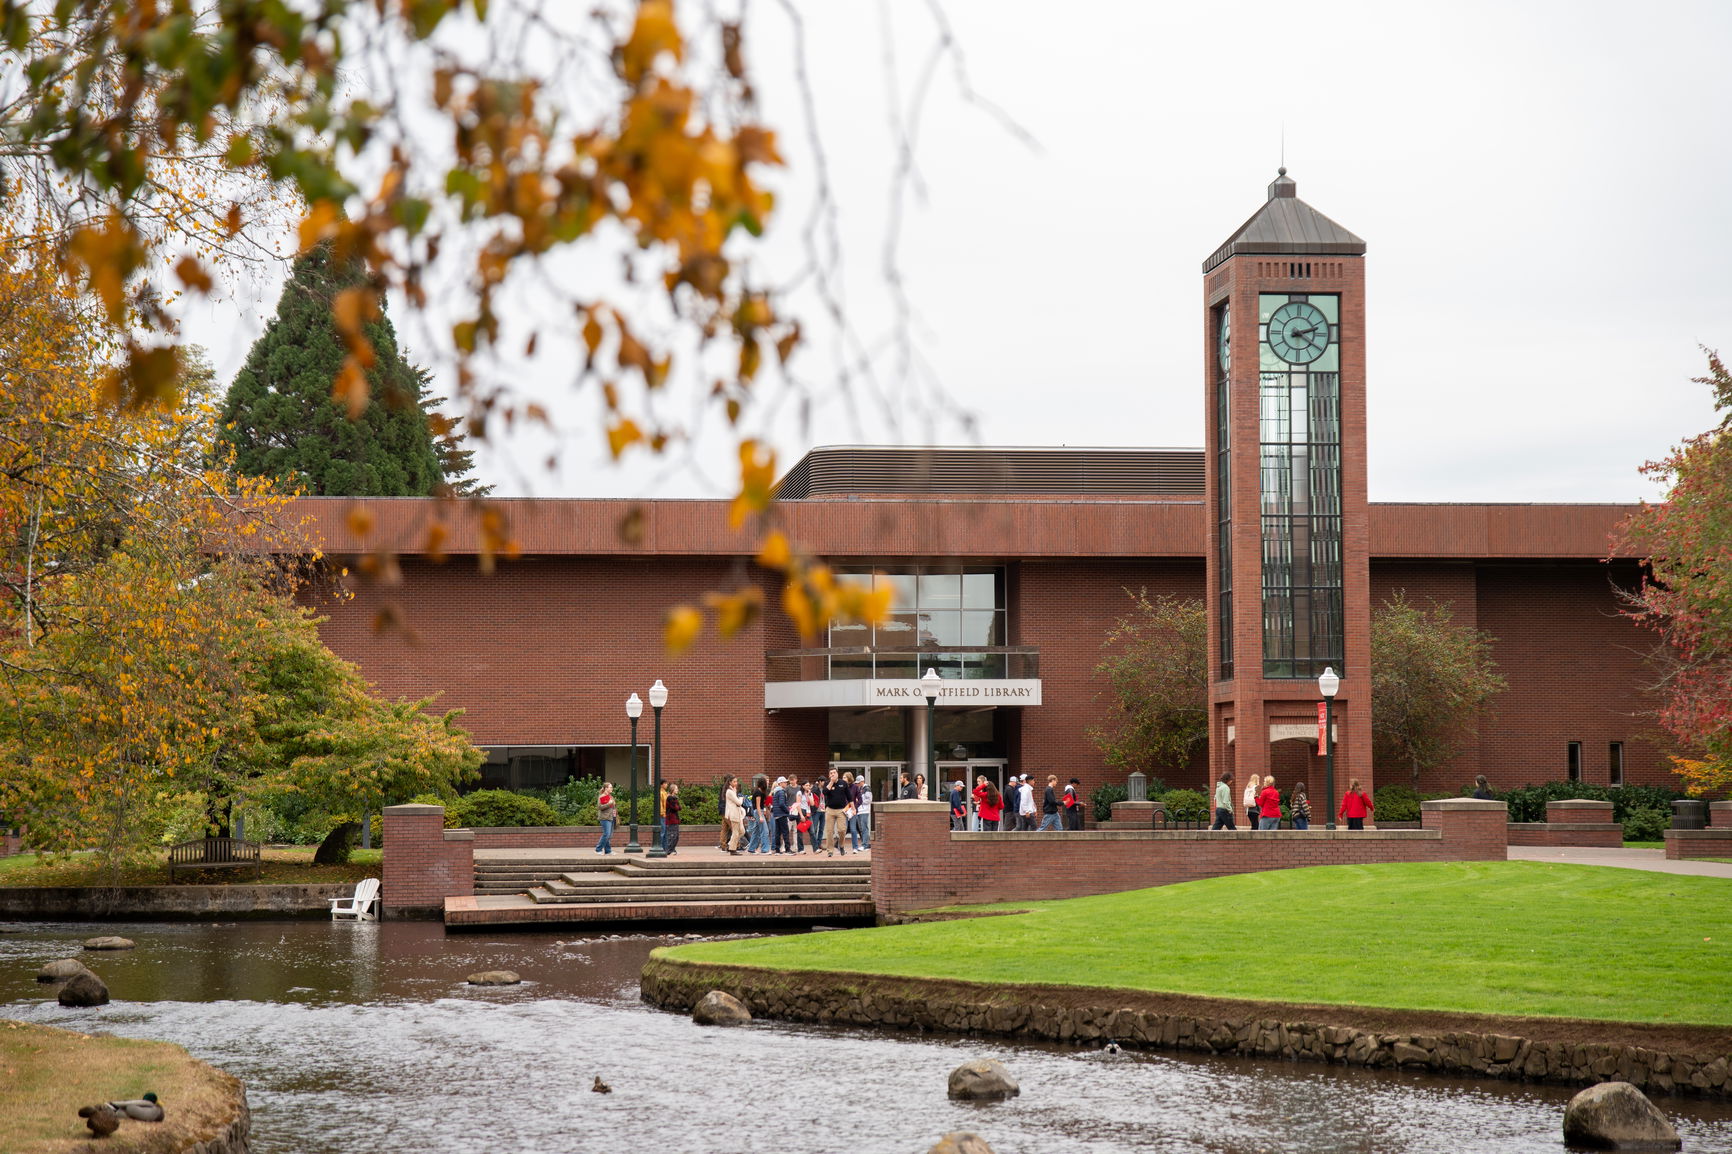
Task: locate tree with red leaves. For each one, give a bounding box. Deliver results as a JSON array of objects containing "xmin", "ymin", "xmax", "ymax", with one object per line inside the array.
[{"xmin": 1618, "ymin": 350, "xmax": 1732, "ymax": 796}]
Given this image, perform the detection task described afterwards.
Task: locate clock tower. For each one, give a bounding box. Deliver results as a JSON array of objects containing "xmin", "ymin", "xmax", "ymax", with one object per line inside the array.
[{"xmin": 1203, "ymin": 169, "xmax": 1372, "ymax": 808}]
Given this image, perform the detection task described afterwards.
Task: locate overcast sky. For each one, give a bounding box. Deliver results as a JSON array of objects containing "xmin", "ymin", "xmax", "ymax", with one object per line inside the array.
[{"xmin": 186, "ymin": 0, "xmax": 1732, "ymax": 505}]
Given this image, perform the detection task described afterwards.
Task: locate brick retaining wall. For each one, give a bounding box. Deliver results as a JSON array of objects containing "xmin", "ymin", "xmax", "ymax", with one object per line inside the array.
[
  {"xmin": 1665, "ymin": 829, "xmax": 1732, "ymax": 860},
  {"xmin": 382, "ymin": 805, "xmax": 476, "ymax": 916},
  {"xmin": 380, "ymin": 807, "xmax": 728, "ymax": 914},
  {"xmin": 869, "ymin": 798, "xmax": 1508, "ymax": 914}
]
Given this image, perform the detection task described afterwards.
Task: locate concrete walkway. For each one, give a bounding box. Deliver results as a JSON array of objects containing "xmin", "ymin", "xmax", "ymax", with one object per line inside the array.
[{"xmin": 1508, "ymin": 845, "xmax": 1732, "ymax": 879}]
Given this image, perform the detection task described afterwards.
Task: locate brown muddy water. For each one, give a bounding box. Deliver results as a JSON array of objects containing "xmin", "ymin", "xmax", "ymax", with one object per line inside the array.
[{"xmin": 4, "ymin": 920, "xmax": 1731, "ymax": 1153}]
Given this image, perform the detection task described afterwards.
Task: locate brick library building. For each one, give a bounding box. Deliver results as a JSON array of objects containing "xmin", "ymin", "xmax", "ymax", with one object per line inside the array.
[{"xmin": 300, "ymin": 172, "xmax": 1663, "ymax": 808}]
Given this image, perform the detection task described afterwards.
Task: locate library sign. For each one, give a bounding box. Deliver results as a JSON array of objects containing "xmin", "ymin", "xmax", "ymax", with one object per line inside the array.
[{"xmin": 764, "ymin": 678, "xmax": 1044, "ymax": 710}]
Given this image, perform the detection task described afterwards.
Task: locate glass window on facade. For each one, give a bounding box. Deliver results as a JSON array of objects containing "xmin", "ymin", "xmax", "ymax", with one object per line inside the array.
[
  {"xmin": 477, "ymin": 745, "xmax": 634, "ymax": 792},
  {"xmin": 826, "ymin": 566, "xmax": 1008, "ymax": 679},
  {"xmin": 1609, "ymin": 741, "xmax": 1624, "ymax": 785},
  {"xmin": 1567, "ymin": 741, "xmax": 1583, "ymax": 782},
  {"xmin": 1258, "ymin": 292, "xmax": 1344, "ymax": 679}
]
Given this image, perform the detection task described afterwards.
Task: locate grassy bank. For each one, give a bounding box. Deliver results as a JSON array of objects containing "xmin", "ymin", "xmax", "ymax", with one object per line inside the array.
[
  {"xmin": 667, "ymin": 861, "xmax": 1732, "ymax": 1025},
  {"xmin": 1, "ymin": 1019, "xmax": 240, "ymax": 1153},
  {"xmin": 0, "ymin": 847, "xmax": 380, "ymax": 887}
]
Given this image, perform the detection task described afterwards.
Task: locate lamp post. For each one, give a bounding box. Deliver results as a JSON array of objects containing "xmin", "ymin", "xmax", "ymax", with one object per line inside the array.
[
  {"xmin": 1318, "ymin": 666, "xmax": 1340, "ymax": 831},
  {"xmin": 646, "ymin": 679, "xmax": 670, "ymax": 858},
  {"xmin": 625, "ymin": 692, "xmax": 644, "ymax": 853},
  {"xmin": 921, "ymin": 666, "xmax": 942, "ymax": 801}
]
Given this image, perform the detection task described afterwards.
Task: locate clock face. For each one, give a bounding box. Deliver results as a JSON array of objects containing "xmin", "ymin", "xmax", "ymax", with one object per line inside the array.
[
  {"xmin": 1266, "ymin": 300, "xmax": 1331, "ymax": 365},
  {"xmin": 1218, "ymin": 305, "xmax": 1230, "ymax": 373}
]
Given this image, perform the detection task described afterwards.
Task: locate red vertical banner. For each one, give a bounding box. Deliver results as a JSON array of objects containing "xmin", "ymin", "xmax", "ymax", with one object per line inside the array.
[{"xmin": 1317, "ymin": 702, "xmax": 1328, "ymax": 754}]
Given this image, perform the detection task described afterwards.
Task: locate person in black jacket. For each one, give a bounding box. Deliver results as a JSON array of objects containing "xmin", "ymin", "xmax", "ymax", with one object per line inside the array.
[
  {"xmin": 948, "ymin": 781, "xmax": 967, "ymax": 830},
  {"xmin": 770, "ymin": 776, "xmax": 793, "ymax": 854},
  {"xmin": 822, "ymin": 768, "xmax": 853, "ymax": 857},
  {"xmin": 1039, "ymin": 774, "xmax": 1062, "ymax": 831}
]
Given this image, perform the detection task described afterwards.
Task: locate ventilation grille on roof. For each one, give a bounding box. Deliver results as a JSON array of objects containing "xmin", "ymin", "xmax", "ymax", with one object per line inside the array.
[{"xmin": 776, "ymin": 446, "xmax": 1205, "ymax": 500}]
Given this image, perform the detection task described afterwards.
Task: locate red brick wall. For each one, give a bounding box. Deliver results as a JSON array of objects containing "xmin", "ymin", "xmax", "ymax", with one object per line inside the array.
[
  {"xmin": 870, "ymin": 799, "xmax": 1507, "ymax": 914},
  {"xmin": 313, "ymin": 553, "xmax": 1673, "ymax": 804},
  {"xmin": 1507, "ymin": 826, "xmax": 1625, "ymax": 847},
  {"xmin": 1016, "ymin": 560, "xmax": 1208, "ymax": 793},
  {"xmin": 1666, "ymin": 830, "xmax": 1732, "ymax": 860},
  {"xmin": 1474, "ymin": 563, "xmax": 1663, "ymax": 789},
  {"xmin": 314, "ymin": 557, "xmax": 778, "ymax": 771},
  {"xmin": 381, "ymin": 805, "xmax": 473, "ymax": 914}
]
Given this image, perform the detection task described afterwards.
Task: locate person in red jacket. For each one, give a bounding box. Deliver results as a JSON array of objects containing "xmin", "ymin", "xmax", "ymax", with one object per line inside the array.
[
  {"xmin": 1338, "ymin": 779, "xmax": 1373, "ymax": 831},
  {"xmin": 973, "ymin": 775, "xmax": 1004, "ymax": 831},
  {"xmin": 1257, "ymin": 774, "xmax": 1283, "ymax": 830}
]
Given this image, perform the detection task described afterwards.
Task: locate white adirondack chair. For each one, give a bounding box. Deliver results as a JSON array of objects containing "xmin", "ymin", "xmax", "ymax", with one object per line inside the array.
[{"xmin": 329, "ymin": 877, "xmax": 381, "ymax": 921}]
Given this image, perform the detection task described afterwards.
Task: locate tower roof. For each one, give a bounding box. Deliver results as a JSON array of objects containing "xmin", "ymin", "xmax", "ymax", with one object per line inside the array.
[{"xmin": 1202, "ymin": 169, "xmax": 1366, "ymax": 273}]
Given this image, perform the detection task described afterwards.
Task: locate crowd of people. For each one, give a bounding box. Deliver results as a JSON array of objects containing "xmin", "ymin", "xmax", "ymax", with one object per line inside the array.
[
  {"xmin": 590, "ymin": 770, "xmax": 1392, "ymax": 856},
  {"xmin": 1209, "ymin": 774, "xmax": 1376, "ymax": 830},
  {"xmin": 713, "ymin": 767, "xmax": 877, "ymax": 857},
  {"xmin": 949, "ymin": 773, "xmax": 1085, "ymax": 832}
]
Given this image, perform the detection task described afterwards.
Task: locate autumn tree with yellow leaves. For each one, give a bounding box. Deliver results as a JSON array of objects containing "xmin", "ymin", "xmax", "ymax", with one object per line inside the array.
[
  {"xmin": 0, "ymin": 243, "xmax": 480, "ymax": 862},
  {"xmin": 0, "ymin": 0, "xmax": 900, "ymax": 655}
]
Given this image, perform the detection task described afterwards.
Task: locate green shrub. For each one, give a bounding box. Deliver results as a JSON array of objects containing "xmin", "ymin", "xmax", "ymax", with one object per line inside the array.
[
  {"xmin": 1372, "ymin": 783, "xmax": 1424, "ymax": 822},
  {"xmin": 1092, "ymin": 783, "xmax": 1129, "ymax": 822},
  {"xmin": 521, "ymin": 776, "xmax": 600, "ymax": 820},
  {"xmin": 1607, "ymin": 785, "xmax": 1687, "ymax": 822},
  {"xmin": 448, "ymin": 790, "xmax": 562, "ymax": 828},
  {"xmin": 1158, "ymin": 788, "xmax": 1210, "ymax": 823},
  {"xmin": 670, "ymin": 782, "xmax": 721, "ymax": 825},
  {"xmin": 1499, "ymin": 781, "xmax": 1610, "ymax": 823},
  {"xmin": 1621, "ymin": 807, "xmax": 1671, "ymax": 842}
]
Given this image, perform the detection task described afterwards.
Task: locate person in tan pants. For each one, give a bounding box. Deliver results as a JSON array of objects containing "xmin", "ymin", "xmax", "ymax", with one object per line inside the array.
[
  {"xmin": 821, "ymin": 767, "xmax": 853, "ymax": 857},
  {"xmin": 722, "ymin": 775, "xmax": 746, "ymax": 854}
]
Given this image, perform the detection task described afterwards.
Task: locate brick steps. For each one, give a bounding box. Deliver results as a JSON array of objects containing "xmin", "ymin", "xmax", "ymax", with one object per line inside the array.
[
  {"xmin": 445, "ymin": 894, "xmax": 877, "ymax": 927},
  {"xmin": 472, "ymin": 852, "xmax": 872, "ymax": 910}
]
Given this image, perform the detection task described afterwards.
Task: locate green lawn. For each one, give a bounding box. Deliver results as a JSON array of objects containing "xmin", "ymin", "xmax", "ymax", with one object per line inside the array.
[
  {"xmin": 0, "ymin": 847, "xmax": 380, "ymax": 887},
  {"xmin": 665, "ymin": 861, "xmax": 1732, "ymax": 1025}
]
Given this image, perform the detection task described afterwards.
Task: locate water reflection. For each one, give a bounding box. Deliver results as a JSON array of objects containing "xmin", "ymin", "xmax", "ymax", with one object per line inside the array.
[{"xmin": 4, "ymin": 921, "xmax": 1731, "ymax": 1154}]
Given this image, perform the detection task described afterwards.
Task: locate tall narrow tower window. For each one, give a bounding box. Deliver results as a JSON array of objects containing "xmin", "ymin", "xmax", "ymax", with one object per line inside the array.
[
  {"xmin": 1258, "ymin": 292, "xmax": 1343, "ymax": 678},
  {"xmin": 1215, "ymin": 303, "xmax": 1233, "ymax": 680}
]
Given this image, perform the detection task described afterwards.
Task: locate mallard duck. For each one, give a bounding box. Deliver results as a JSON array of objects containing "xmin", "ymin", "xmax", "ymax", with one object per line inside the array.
[
  {"xmin": 107, "ymin": 1093, "xmax": 164, "ymax": 1121},
  {"xmin": 77, "ymin": 1104, "xmax": 121, "ymax": 1137},
  {"xmin": 591, "ymin": 1075, "xmax": 612, "ymax": 1094}
]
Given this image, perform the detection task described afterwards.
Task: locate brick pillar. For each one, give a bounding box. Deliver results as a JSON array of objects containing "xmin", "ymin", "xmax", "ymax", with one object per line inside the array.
[
  {"xmin": 1421, "ymin": 798, "xmax": 1507, "ymax": 860},
  {"xmin": 1711, "ymin": 802, "xmax": 1732, "ymax": 828},
  {"xmin": 869, "ymin": 800, "xmax": 952, "ymax": 916},
  {"xmin": 382, "ymin": 803, "xmax": 475, "ymax": 918}
]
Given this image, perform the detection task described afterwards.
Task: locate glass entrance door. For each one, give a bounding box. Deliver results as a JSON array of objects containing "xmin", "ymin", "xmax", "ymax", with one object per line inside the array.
[
  {"xmin": 834, "ymin": 762, "xmax": 904, "ymax": 830},
  {"xmin": 937, "ymin": 758, "xmax": 1009, "ymax": 829}
]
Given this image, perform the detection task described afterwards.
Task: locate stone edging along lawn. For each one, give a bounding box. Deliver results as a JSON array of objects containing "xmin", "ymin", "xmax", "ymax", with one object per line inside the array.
[{"xmin": 640, "ymin": 955, "xmax": 1732, "ymax": 1099}]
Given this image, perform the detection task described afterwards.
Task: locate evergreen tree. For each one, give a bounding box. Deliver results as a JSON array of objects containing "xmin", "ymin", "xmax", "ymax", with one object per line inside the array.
[
  {"xmin": 218, "ymin": 245, "xmax": 443, "ymax": 496},
  {"xmin": 415, "ymin": 369, "xmax": 493, "ymax": 497}
]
